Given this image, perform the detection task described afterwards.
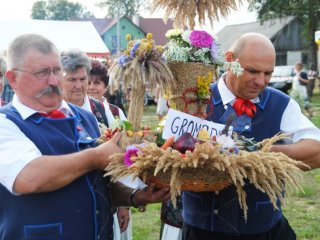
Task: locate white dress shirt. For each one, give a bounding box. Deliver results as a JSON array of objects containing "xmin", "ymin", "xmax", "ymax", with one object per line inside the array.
[
  {"xmin": 0, "ymin": 95, "xmax": 73, "ymax": 192},
  {"xmin": 217, "ymin": 77, "xmax": 320, "ymax": 143}
]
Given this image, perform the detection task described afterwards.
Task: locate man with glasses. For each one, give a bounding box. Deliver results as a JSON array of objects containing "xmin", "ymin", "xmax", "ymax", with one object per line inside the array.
[{"xmin": 0, "ymin": 33, "xmax": 169, "ymax": 240}]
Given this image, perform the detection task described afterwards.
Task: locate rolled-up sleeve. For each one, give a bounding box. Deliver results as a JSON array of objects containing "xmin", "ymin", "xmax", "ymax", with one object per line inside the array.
[
  {"xmin": 281, "ymin": 99, "xmax": 320, "ymax": 142},
  {"xmin": 0, "ymin": 113, "xmax": 42, "ymax": 193}
]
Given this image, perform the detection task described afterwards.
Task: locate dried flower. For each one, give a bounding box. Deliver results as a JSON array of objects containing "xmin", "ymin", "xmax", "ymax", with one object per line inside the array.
[{"xmin": 124, "ymin": 145, "xmax": 139, "ymax": 167}]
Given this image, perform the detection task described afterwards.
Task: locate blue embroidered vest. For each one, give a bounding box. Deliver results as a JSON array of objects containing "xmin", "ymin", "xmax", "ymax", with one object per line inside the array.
[
  {"xmin": 0, "ymin": 104, "xmax": 113, "ymax": 240},
  {"xmin": 182, "ymin": 83, "xmax": 290, "ymax": 235}
]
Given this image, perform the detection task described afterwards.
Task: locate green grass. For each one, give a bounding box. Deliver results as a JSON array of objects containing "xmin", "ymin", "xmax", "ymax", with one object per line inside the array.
[{"xmin": 132, "ymin": 93, "xmax": 320, "ymax": 240}]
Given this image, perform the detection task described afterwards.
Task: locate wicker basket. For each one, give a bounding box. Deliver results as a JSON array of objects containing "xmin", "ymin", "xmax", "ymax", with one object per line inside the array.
[
  {"xmin": 167, "ymin": 62, "xmax": 216, "ymax": 118},
  {"xmin": 144, "ymin": 168, "xmax": 231, "ymax": 192}
]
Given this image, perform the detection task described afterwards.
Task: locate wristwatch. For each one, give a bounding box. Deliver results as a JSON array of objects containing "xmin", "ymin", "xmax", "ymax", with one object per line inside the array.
[{"xmin": 130, "ymin": 188, "xmax": 146, "ymax": 209}]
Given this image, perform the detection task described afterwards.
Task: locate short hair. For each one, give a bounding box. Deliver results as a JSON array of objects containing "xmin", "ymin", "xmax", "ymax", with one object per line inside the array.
[
  {"xmin": 60, "ymin": 49, "xmax": 91, "ymax": 73},
  {"xmin": 7, "ymin": 34, "xmax": 58, "ymax": 70},
  {"xmin": 89, "ymin": 60, "xmax": 109, "ymax": 86},
  {"xmin": 0, "ymin": 56, "xmax": 6, "ymax": 75},
  {"xmin": 295, "ymin": 62, "xmax": 303, "ymax": 69}
]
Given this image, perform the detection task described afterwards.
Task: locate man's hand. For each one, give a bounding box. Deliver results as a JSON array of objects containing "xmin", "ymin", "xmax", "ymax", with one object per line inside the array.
[
  {"xmin": 95, "ymin": 132, "xmax": 123, "ymax": 169},
  {"xmin": 117, "ymin": 207, "xmax": 130, "ymax": 233},
  {"xmin": 134, "ymin": 183, "xmax": 171, "ymax": 206}
]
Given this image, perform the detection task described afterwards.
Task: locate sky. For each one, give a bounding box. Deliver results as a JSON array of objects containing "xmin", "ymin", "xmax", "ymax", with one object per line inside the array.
[{"xmin": 0, "ymin": 0, "xmax": 257, "ymax": 34}]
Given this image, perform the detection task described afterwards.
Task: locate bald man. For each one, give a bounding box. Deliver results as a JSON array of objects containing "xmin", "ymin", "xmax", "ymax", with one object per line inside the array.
[{"xmin": 182, "ymin": 33, "xmax": 320, "ymax": 240}]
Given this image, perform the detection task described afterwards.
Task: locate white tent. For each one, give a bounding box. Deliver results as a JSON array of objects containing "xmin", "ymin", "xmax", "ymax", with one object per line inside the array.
[{"xmin": 0, "ymin": 19, "xmax": 110, "ymax": 58}]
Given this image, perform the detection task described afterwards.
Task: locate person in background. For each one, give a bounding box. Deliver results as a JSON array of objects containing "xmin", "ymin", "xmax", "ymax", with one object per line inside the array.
[
  {"xmin": 87, "ymin": 59, "xmax": 139, "ymax": 240},
  {"xmin": 60, "ymin": 50, "xmax": 144, "ymax": 240},
  {"xmin": 291, "ymin": 62, "xmax": 312, "ymax": 117},
  {"xmin": 0, "ymin": 34, "xmax": 170, "ymax": 240},
  {"xmin": 88, "ymin": 60, "xmax": 126, "ymax": 120},
  {"xmin": 0, "ymin": 56, "xmax": 7, "ymax": 106},
  {"xmin": 307, "ymin": 63, "xmax": 318, "ymax": 98},
  {"xmin": 182, "ymin": 33, "xmax": 320, "ymax": 240},
  {"xmin": 154, "ymin": 85, "xmax": 168, "ymax": 122}
]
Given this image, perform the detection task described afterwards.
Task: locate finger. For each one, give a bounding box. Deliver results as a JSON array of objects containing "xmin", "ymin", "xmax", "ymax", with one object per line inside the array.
[{"xmin": 111, "ymin": 131, "xmax": 122, "ymax": 144}]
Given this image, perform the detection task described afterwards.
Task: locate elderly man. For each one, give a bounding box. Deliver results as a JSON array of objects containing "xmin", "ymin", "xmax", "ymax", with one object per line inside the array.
[
  {"xmin": 182, "ymin": 33, "xmax": 320, "ymax": 240},
  {"xmin": 0, "ymin": 34, "xmax": 169, "ymax": 240}
]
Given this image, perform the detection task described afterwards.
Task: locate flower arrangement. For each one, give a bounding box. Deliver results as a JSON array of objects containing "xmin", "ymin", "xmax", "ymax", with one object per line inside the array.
[
  {"xmin": 109, "ymin": 33, "xmax": 174, "ymax": 132},
  {"xmin": 105, "ymin": 129, "xmax": 308, "ymax": 221},
  {"xmin": 164, "ymin": 28, "xmax": 243, "ymax": 76}
]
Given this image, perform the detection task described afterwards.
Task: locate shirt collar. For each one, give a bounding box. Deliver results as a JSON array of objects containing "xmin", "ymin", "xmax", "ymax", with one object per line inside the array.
[
  {"xmin": 217, "ymin": 74, "xmax": 260, "ymax": 106},
  {"xmin": 12, "ymin": 94, "xmax": 73, "ymax": 120}
]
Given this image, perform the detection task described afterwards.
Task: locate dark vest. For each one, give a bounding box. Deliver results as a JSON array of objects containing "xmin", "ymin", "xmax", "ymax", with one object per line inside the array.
[
  {"xmin": 182, "ymin": 83, "xmax": 290, "ymax": 235},
  {"xmin": 89, "ymin": 98, "xmax": 120, "ymax": 127},
  {"xmin": 0, "ymin": 103, "xmax": 113, "ymax": 240}
]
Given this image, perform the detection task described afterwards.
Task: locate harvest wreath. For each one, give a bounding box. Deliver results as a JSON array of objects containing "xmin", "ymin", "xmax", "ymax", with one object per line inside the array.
[{"xmin": 102, "ymin": 123, "xmax": 309, "ymax": 220}]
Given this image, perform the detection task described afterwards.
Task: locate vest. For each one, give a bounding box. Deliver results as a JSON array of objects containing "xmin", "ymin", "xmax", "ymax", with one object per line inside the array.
[
  {"xmin": 89, "ymin": 98, "xmax": 120, "ymax": 127},
  {"xmin": 182, "ymin": 83, "xmax": 290, "ymax": 235},
  {"xmin": 0, "ymin": 103, "xmax": 113, "ymax": 240}
]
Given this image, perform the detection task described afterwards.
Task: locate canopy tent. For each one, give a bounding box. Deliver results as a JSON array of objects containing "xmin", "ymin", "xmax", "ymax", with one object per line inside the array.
[{"xmin": 0, "ymin": 19, "xmax": 110, "ymax": 58}]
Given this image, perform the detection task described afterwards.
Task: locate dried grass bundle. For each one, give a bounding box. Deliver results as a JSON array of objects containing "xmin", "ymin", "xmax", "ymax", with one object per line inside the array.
[
  {"xmin": 109, "ymin": 52, "xmax": 174, "ymax": 131},
  {"xmin": 105, "ymin": 134, "xmax": 309, "ymax": 220},
  {"xmin": 151, "ymin": 0, "xmax": 245, "ymax": 29}
]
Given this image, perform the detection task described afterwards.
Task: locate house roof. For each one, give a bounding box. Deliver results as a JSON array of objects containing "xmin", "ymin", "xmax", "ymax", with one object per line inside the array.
[
  {"xmin": 138, "ymin": 18, "xmax": 173, "ymax": 45},
  {"xmin": 0, "ymin": 19, "xmax": 110, "ymax": 58},
  {"xmin": 216, "ymin": 16, "xmax": 297, "ymax": 51},
  {"xmin": 71, "ymin": 16, "xmax": 173, "ymax": 46}
]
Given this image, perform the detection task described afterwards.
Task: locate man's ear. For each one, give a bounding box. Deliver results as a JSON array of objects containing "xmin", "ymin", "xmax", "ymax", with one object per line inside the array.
[
  {"xmin": 5, "ymin": 70, "xmax": 17, "ymax": 90},
  {"xmin": 225, "ymin": 51, "xmax": 234, "ymax": 62}
]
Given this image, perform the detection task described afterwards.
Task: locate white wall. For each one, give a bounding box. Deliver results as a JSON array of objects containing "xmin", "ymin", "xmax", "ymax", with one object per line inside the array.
[{"xmin": 287, "ymin": 51, "xmax": 301, "ymax": 65}]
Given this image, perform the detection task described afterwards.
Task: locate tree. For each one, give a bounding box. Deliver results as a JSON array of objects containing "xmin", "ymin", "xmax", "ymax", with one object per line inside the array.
[
  {"xmin": 31, "ymin": 0, "xmax": 94, "ymax": 20},
  {"xmin": 97, "ymin": 0, "xmax": 149, "ymax": 17},
  {"xmin": 249, "ymin": 0, "xmax": 320, "ymax": 67}
]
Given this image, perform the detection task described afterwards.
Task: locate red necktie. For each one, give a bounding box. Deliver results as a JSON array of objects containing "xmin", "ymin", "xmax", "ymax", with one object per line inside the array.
[
  {"xmin": 40, "ymin": 110, "xmax": 66, "ymax": 119},
  {"xmin": 233, "ymin": 98, "xmax": 256, "ymax": 118}
]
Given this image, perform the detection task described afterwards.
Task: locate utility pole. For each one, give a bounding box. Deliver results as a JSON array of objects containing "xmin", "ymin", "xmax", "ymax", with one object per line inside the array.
[{"xmin": 116, "ymin": 0, "xmax": 121, "ymax": 54}]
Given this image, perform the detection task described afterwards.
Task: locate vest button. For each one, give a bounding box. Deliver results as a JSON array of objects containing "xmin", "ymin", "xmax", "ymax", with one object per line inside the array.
[
  {"xmin": 224, "ymin": 105, "xmax": 228, "ymax": 110},
  {"xmin": 96, "ymin": 210, "xmax": 100, "ymax": 216},
  {"xmin": 215, "ymin": 191, "xmax": 219, "ymax": 195},
  {"xmin": 97, "ymin": 234, "xmax": 100, "ymax": 239},
  {"xmin": 245, "ymin": 125, "xmax": 249, "ymax": 129},
  {"xmin": 213, "ymin": 209, "xmax": 219, "ymax": 215}
]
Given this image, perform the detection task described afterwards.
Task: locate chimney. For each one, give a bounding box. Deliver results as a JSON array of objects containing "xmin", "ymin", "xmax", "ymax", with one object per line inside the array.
[{"xmin": 132, "ymin": 15, "xmax": 140, "ymax": 26}]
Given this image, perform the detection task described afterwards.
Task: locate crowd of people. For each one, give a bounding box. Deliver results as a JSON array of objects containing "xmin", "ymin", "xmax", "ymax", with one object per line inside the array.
[{"xmin": 0, "ymin": 32, "xmax": 320, "ymax": 240}]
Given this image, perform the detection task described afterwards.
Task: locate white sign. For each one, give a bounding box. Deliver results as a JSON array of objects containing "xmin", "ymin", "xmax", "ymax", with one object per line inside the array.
[
  {"xmin": 315, "ymin": 30, "xmax": 320, "ymax": 41},
  {"xmin": 162, "ymin": 109, "xmax": 230, "ymax": 140}
]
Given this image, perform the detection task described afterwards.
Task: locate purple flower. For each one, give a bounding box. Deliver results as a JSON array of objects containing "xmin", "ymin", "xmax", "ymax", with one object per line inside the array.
[
  {"xmin": 118, "ymin": 55, "xmax": 130, "ymax": 66},
  {"xmin": 189, "ymin": 30, "xmax": 213, "ymax": 48},
  {"xmin": 124, "ymin": 145, "xmax": 139, "ymax": 167},
  {"xmin": 130, "ymin": 40, "xmax": 141, "ymax": 58},
  {"xmin": 210, "ymin": 41, "xmax": 219, "ymax": 60}
]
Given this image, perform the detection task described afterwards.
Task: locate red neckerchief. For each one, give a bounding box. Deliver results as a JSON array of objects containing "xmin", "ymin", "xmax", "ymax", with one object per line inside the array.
[{"xmin": 233, "ymin": 98, "xmax": 256, "ymax": 118}]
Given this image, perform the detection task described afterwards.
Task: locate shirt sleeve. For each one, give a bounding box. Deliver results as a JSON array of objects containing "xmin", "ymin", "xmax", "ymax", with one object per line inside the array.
[
  {"xmin": 0, "ymin": 113, "xmax": 42, "ymax": 193},
  {"xmin": 280, "ymin": 99, "xmax": 320, "ymax": 143}
]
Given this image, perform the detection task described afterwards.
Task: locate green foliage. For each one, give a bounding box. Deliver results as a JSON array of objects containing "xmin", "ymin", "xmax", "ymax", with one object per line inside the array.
[
  {"xmin": 31, "ymin": 0, "xmax": 94, "ymax": 20},
  {"xmin": 96, "ymin": 0, "xmax": 150, "ymax": 17},
  {"xmin": 249, "ymin": 0, "xmax": 319, "ymax": 65}
]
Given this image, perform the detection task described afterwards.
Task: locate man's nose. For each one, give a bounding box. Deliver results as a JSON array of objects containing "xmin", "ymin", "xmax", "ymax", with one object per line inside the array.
[
  {"xmin": 255, "ymin": 73, "xmax": 267, "ymax": 87},
  {"xmin": 47, "ymin": 72, "xmax": 61, "ymax": 85}
]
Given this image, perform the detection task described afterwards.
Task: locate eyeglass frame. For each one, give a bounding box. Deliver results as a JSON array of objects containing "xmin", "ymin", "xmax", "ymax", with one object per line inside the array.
[{"xmin": 12, "ymin": 66, "xmax": 63, "ymax": 80}]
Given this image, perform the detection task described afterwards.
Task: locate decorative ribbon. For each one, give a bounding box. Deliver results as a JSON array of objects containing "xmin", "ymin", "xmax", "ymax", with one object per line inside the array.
[
  {"xmin": 40, "ymin": 109, "xmax": 66, "ymax": 119},
  {"xmin": 233, "ymin": 98, "xmax": 256, "ymax": 118}
]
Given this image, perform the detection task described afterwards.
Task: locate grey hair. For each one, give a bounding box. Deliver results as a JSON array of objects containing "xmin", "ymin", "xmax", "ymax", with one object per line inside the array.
[
  {"xmin": 60, "ymin": 49, "xmax": 91, "ymax": 73},
  {"xmin": 7, "ymin": 34, "xmax": 58, "ymax": 70},
  {"xmin": 0, "ymin": 56, "xmax": 6, "ymax": 73}
]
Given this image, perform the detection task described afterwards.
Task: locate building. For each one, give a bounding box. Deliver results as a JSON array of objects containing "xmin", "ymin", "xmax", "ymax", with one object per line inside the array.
[
  {"xmin": 216, "ymin": 16, "xmax": 309, "ymax": 66},
  {"xmin": 71, "ymin": 16, "xmax": 173, "ymax": 55}
]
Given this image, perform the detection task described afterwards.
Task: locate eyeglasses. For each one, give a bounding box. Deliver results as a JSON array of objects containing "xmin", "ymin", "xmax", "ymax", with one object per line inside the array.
[{"xmin": 13, "ymin": 67, "xmax": 63, "ymax": 80}]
